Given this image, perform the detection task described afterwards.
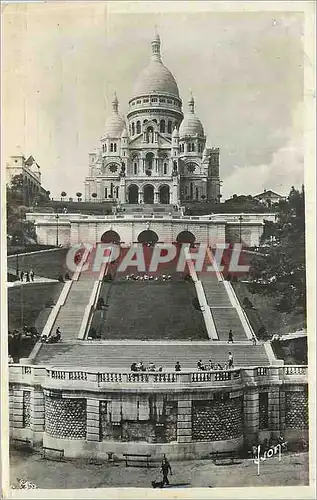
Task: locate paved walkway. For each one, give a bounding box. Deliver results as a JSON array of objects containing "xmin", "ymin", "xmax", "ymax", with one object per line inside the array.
[
  {"xmin": 7, "ymin": 277, "xmax": 59, "ymax": 288},
  {"xmin": 9, "ymin": 449, "xmax": 309, "ymax": 490}
]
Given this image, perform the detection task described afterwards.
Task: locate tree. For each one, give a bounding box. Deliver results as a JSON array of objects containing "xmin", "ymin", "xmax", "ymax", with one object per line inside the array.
[
  {"xmin": 91, "ymin": 192, "xmax": 97, "ymax": 202},
  {"xmin": 61, "ymin": 191, "xmax": 67, "ymax": 201},
  {"xmin": 76, "ymin": 192, "xmax": 82, "ymax": 202},
  {"xmin": 248, "ymin": 186, "xmax": 306, "ymax": 315}
]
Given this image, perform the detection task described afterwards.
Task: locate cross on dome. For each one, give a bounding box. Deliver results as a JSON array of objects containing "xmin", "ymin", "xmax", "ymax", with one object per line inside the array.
[
  {"xmin": 188, "ymin": 92, "xmax": 195, "ymax": 113},
  {"xmin": 151, "ymin": 28, "xmax": 161, "ymax": 62},
  {"xmin": 112, "ymin": 92, "xmax": 119, "ymax": 113}
]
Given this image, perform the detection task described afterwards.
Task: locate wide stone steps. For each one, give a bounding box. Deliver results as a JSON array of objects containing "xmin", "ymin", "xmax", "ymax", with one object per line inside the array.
[
  {"xmin": 211, "ymin": 308, "xmax": 247, "ymax": 342},
  {"xmin": 202, "ymin": 287, "xmax": 232, "ymax": 308},
  {"xmin": 34, "ymin": 342, "xmax": 270, "ymax": 369}
]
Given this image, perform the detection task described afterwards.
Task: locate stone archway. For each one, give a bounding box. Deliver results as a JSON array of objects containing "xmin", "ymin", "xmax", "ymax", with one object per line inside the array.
[
  {"xmin": 101, "ymin": 230, "xmax": 121, "ymax": 244},
  {"xmin": 128, "ymin": 184, "xmax": 139, "ymax": 204},
  {"xmin": 143, "ymin": 184, "xmax": 154, "ymax": 204},
  {"xmin": 176, "ymin": 231, "xmax": 196, "ymax": 244},
  {"xmin": 159, "ymin": 184, "xmax": 170, "ymax": 204},
  {"xmin": 137, "ymin": 230, "xmax": 159, "ymax": 245}
]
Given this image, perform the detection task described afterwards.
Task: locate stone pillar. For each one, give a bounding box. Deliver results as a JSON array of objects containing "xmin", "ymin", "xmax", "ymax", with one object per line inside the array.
[
  {"xmin": 86, "ymin": 399, "xmax": 100, "ymax": 442},
  {"xmin": 31, "ymin": 389, "xmax": 45, "ymax": 439},
  {"xmin": 96, "ymin": 181, "xmax": 102, "ymax": 201},
  {"xmin": 177, "ymin": 398, "xmax": 192, "ymax": 444},
  {"xmin": 12, "ymin": 389, "xmax": 24, "ymax": 429},
  {"xmin": 243, "ymin": 390, "xmax": 259, "ymax": 446},
  {"xmin": 119, "ymin": 177, "xmax": 125, "ymax": 204},
  {"xmin": 84, "ymin": 182, "xmax": 90, "ymax": 201},
  {"xmin": 138, "ymin": 190, "xmax": 143, "ymax": 204},
  {"xmin": 268, "ymin": 388, "xmax": 280, "ymax": 435},
  {"xmin": 154, "ymin": 190, "xmax": 159, "ymax": 203}
]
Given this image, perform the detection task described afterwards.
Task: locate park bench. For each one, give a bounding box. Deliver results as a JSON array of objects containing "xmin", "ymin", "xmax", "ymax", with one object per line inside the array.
[
  {"xmin": 41, "ymin": 446, "xmax": 64, "ymax": 461},
  {"xmin": 11, "ymin": 438, "xmax": 32, "ymax": 450},
  {"xmin": 123, "ymin": 453, "xmax": 152, "ymax": 468},
  {"xmin": 210, "ymin": 450, "xmax": 239, "ymax": 465}
]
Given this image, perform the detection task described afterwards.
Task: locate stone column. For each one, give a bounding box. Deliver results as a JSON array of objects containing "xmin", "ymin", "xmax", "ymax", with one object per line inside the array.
[
  {"xmin": 31, "ymin": 389, "xmax": 45, "ymax": 440},
  {"xmin": 119, "ymin": 177, "xmax": 125, "ymax": 204},
  {"xmin": 86, "ymin": 399, "xmax": 100, "ymax": 442},
  {"xmin": 154, "ymin": 191, "xmax": 159, "ymax": 203},
  {"xmin": 177, "ymin": 398, "xmax": 192, "ymax": 444},
  {"xmin": 12, "ymin": 389, "xmax": 24, "ymax": 429},
  {"xmin": 279, "ymin": 391, "xmax": 286, "ymax": 433},
  {"xmin": 96, "ymin": 181, "xmax": 102, "ymax": 201},
  {"xmin": 243, "ymin": 389, "xmax": 259, "ymax": 446},
  {"xmin": 268, "ymin": 388, "xmax": 280, "ymax": 435},
  {"xmin": 84, "ymin": 182, "xmax": 90, "ymax": 201}
]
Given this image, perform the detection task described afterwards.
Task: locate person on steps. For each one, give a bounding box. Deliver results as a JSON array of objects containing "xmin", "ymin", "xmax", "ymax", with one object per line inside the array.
[{"xmin": 228, "ymin": 329, "xmax": 234, "ymax": 343}]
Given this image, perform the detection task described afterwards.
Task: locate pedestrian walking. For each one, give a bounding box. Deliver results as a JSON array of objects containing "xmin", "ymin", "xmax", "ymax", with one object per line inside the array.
[
  {"xmin": 25, "ymin": 272, "xmax": 30, "ymax": 282},
  {"xmin": 29, "ymin": 269, "xmax": 34, "ymax": 282},
  {"xmin": 228, "ymin": 329, "xmax": 234, "ymax": 343},
  {"xmin": 160, "ymin": 456, "xmax": 172, "ymax": 487},
  {"xmin": 174, "ymin": 361, "xmax": 181, "ymax": 372},
  {"xmin": 20, "ymin": 271, "xmax": 24, "ymax": 282},
  {"xmin": 228, "ymin": 351, "xmax": 234, "ymax": 369}
]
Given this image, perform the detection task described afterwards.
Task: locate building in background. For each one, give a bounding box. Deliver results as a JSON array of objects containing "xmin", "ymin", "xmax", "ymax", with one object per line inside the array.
[
  {"xmin": 85, "ymin": 32, "xmax": 221, "ymax": 205},
  {"xmin": 253, "ymin": 189, "xmax": 286, "ymax": 206},
  {"xmin": 6, "ymin": 152, "xmax": 49, "ymax": 206}
]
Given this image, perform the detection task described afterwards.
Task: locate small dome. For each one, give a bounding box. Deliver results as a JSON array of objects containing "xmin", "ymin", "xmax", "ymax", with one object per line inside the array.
[
  {"xmin": 172, "ymin": 126, "xmax": 179, "ymax": 138},
  {"xmin": 179, "ymin": 94, "xmax": 204, "ymax": 137},
  {"xmin": 132, "ymin": 34, "xmax": 180, "ymax": 98},
  {"xmin": 104, "ymin": 93, "xmax": 126, "ymax": 138},
  {"xmin": 121, "ymin": 128, "xmax": 128, "ymax": 138}
]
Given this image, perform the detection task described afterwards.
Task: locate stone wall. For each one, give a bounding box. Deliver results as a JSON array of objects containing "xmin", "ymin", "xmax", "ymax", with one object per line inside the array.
[
  {"xmin": 285, "ymin": 389, "xmax": 309, "ymax": 430},
  {"xmin": 192, "ymin": 394, "xmax": 243, "ymax": 441},
  {"xmin": 22, "ymin": 391, "xmax": 31, "ymax": 428},
  {"xmin": 44, "ymin": 395, "xmax": 86, "ymax": 439}
]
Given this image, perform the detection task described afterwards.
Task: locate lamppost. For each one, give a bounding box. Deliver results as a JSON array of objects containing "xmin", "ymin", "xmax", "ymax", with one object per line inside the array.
[
  {"xmin": 56, "ymin": 213, "xmax": 59, "ymax": 247},
  {"xmin": 239, "ymin": 215, "xmax": 243, "ymax": 244}
]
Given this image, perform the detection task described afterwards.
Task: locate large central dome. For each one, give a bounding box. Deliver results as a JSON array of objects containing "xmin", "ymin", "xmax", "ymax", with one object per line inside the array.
[{"xmin": 132, "ymin": 33, "xmax": 180, "ymax": 98}]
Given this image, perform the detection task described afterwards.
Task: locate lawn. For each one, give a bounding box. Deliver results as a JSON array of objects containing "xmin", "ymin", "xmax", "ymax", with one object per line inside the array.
[
  {"xmin": 232, "ymin": 281, "xmax": 306, "ymax": 339},
  {"xmin": 9, "ymin": 448, "xmax": 309, "ymax": 489},
  {"xmin": 92, "ymin": 279, "xmax": 208, "ymax": 340},
  {"xmin": 7, "ymin": 248, "xmax": 71, "ymax": 280}
]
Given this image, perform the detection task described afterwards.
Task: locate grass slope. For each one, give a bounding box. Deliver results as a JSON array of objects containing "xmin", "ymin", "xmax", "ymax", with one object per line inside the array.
[
  {"xmin": 93, "ymin": 279, "xmax": 208, "ymax": 340},
  {"xmin": 7, "ymin": 248, "xmax": 71, "ymax": 279}
]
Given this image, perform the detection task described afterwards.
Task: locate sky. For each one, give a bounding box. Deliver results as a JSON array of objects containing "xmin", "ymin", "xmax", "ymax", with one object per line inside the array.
[{"xmin": 2, "ymin": 2, "xmax": 306, "ymax": 199}]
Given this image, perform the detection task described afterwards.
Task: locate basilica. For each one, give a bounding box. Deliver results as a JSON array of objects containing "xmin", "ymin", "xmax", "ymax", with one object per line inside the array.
[{"xmin": 84, "ymin": 32, "xmax": 221, "ymax": 206}]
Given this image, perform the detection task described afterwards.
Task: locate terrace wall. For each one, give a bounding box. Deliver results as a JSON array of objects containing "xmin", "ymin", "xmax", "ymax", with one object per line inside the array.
[{"xmin": 8, "ymin": 365, "xmax": 308, "ymax": 460}]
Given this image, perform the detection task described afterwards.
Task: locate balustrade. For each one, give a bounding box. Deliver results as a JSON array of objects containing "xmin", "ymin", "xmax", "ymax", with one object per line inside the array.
[{"xmin": 9, "ymin": 365, "xmax": 307, "ymax": 388}]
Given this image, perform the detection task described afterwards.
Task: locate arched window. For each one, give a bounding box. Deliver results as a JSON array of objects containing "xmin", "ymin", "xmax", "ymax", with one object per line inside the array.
[
  {"xmin": 191, "ymin": 143, "xmax": 195, "ymax": 152},
  {"xmin": 167, "ymin": 121, "xmax": 172, "ymax": 134},
  {"xmin": 196, "ymin": 187, "xmax": 199, "ymax": 200},
  {"xmin": 110, "ymin": 143, "xmax": 113, "ymax": 152},
  {"xmin": 136, "ymin": 121, "xmax": 141, "ymax": 134},
  {"xmin": 160, "ymin": 120, "xmax": 165, "ymax": 133},
  {"xmin": 132, "ymin": 123, "xmax": 135, "ymax": 135},
  {"xmin": 134, "ymin": 163, "xmax": 138, "ymax": 175},
  {"xmin": 104, "ymin": 143, "xmax": 107, "ymax": 152},
  {"xmin": 143, "ymin": 119, "xmax": 148, "ymax": 125},
  {"xmin": 163, "ymin": 163, "xmax": 167, "ymax": 175},
  {"xmin": 114, "ymin": 143, "xmax": 117, "ymax": 152},
  {"xmin": 188, "ymin": 143, "xmax": 191, "ymax": 152},
  {"xmin": 105, "ymin": 187, "xmax": 108, "ymax": 198},
  {"xmin": 116, "ymin": 186, "xmax": 119, "ymax": 198}
]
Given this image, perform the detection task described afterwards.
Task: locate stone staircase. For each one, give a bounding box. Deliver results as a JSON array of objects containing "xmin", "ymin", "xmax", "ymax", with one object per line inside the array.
[
  {"xmin": 52, "ymin": 274, "xmax": 97, "ymax": 341},
  {"xmin": 199, "ymin": 274, "xmax": 249, "ymax": 341},
  {"xmin": 33, "ymin": 341, "xmax": 270, "ymax": 369}
]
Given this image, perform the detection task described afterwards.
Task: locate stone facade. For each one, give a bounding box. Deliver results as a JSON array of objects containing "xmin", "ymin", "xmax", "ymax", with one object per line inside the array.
[{"xmin": 8, "ymin": 365, "xmax": 309, "ymax": 460}]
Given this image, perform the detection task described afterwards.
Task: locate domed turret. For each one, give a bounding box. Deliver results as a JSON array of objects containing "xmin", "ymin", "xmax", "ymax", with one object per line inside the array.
[
  {"xmin": 179, "ymin": 94, "xmax": 204, "ymax": 137},
  {"xmin": 132, "ymin": 32, "xmax": 180, "ymax": 98},
  {"xmin": 172, "ymin": 126, "xmax": 179, "ymax": 138},
  {"xmin": 104, "ymin": 92, "xmax": 126, "ymax": 138}
]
